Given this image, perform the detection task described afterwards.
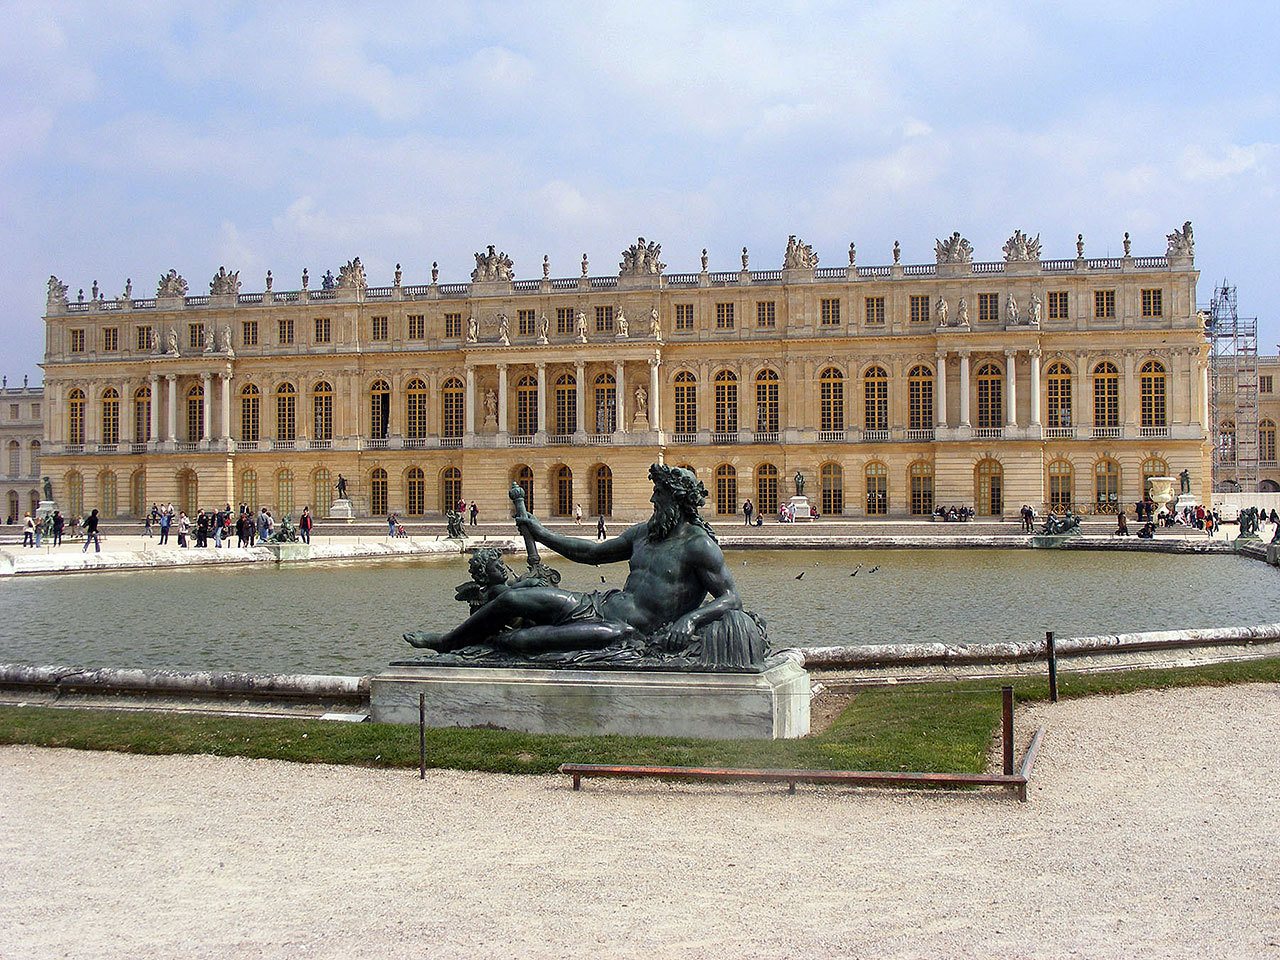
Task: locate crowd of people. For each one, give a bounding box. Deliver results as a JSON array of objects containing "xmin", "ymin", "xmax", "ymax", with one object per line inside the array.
[
  {"xmin": 934, "ymin": 505, "xmax": 975, "ymax": 522},
  {"xmin": 137, "ymin": 502, "xmax": 314, "ymax": 548}
]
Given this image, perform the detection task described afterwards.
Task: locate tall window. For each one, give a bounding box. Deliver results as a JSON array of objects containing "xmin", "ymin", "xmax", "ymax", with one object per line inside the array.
[
  {"xmin": 242, "ymin": 320, "xmax": 258, "ymax": 346},
  {"xmin": 314, "ymin": 317, "xmax": 331, "ymax": 343},
  {"xmin": 312, "ymin": 381, "xmax": 333, "ymax": 441},
  {"xmin": 556, "ymin": 307, "xmax": 575, "ymax": 335},
  {"xmin": 1046, "ymin": 362, "xmax": 1073, "ymax": 428},
  {"xmin": 406, "ymin": 467, "xmax": 426, "ymax": 515},
  {"xmin": 976, "ymin": 459, "xmax": 1003, "ymax": 516},
  {"xmin": 595, "ymin": 305, "xmax": 614, "ymax": 333},
  {"xmin": 977, "ymin": 293, "xmax": 999, "ymax": 322},
  {"xmin": 1094, "ymin": 459, "xmax": 1120, "ymax": 511},
  {"xmin": 278, "ymin": 318, "xmax": 294, "ymax": 344},
  {"xmin": 1140, "ymin": 360, "xmax": 1167, "ymax": 427},
  {"xmin": 130, "ymin": 469, "xmax": 146, "ymax": 517},
  {"xmin": 820, "ymin": 368, "xmax": 844, "ymax": 432},
  {"xmin": 756, "ymin": 463, "xmax": 779, "ymax": 515},
  {"xmin": 593, "ymin": 374, "xmax": 616, "ymax": 434},
  {"xmin": 312, "ymin": 468, "xmax": 330, "ymax": 513},
  {"xmin": 444, "ymin": 313, "xmax": 462, "ymax": 338},
  {"xmin": 755, "ymin": 370, "xmax": 779, "ymax": 433},
  {"xmin": 67, "ymin": 471, "xmax": 84, "ymax": 516},
  {"xmin": 1141, "ymin": 458, "xmax": 1168, "ymax": 495},
  {"xmin": 275, "ymin": 383, "xmax": 296, "ymax": 441},
  {"xmin": 277, "ymin": 469, "xmax": 294, "ymax": 516},
  {"xmin": 101, "ymin": 389, "xmax": 120, "ymax": 445},
  {"xmin": 554, "ymin": 466, "xmax": 573, "ymax": 517},
  {"xmin": 1047, "ymin": 291, "xmax": 1069, "ymax": 320},
  {"xmin": 864, "ymin": 462, "xmax": 886, "ymax": 515},
  {"xmin": 517, "ymin": 309, "xmax": 536, "ymax": 337},
  {"xmin": 1261, "ymin": 420, "xmax": 1277, "ymax": 462},
  {"xmin": 69, "ymin": 329, "xmax": 85, "ymax": 353},
  {"xmin": 67, "ymin": 389, "xmax": 86, "ymax": 444},
  {"xmin": 7, "ymin": 440, "xmax": 18, "ymax": 475},
  {"xmin": 908, "ymin": 365, "xmax": 933, "ymax": 430},
  {"xmin": 1093, "ymin": 362, "xmax": 1119, "ymax": 428},
  {"xmin": 555, "ymin": 374, "xmax": 576, "ymax": 435},
  {"xmin": 407, "ymin": 314, "xmax": 425, "ymax": 339},
  {"xmin": 714, "ymin": 370, "xmax": 738, "ymax": 434},
  {"xmin": 441, "ymin": 378, "xmax": 464, "ymax": 438},
  {"xmin": 674, "ymin": 372, "xmax": 697, "ymax": 434},
  {"xmin": 1094, "ymin": 290, "xmax": 1116, "ymax": 318},
  {"xmin": 714, "ymin": 464, "xmax": 737, "ymax": 515},
  {"xmin": 241, "ymin": 385, "xmax": 261, "ymax": 442},
  {"xmin": 370, "ymin": 468, "xmax": 388, "ymax": 515},
  {"xmin": 864, "ymin": 296, "xmax": 885, "ymax": 325},
  {"xmin": 1048, "ymin": 460, "xmax": 1074, "ymax": 511},
  {"xmin": 675, "ymin": 304, "xmax": 694, "ymax": 331},
  {"xmin": 863, "ymin": 366, "xmax": 888, "ymax": 431},
  {"xmin": 516, "ymin": 375, "xmax": 538, "ymax": 435},
  {"xmin": 136, "ymin": 325, "xmax": 155, "ymax": 351},
  {"xmin": 369, "ymin": 380, "xmax": 390, "ymax": 439},
  {"xmin": 821, "ymin": 462, "xmax": 844, "ymax": 515},
  {"xmin": 134, "ymin": 386, "xmax": 152, "ymax": 442},
  {"xmin": 976, "ymin": 363, "xmax": 1003, "ymax": 430},
  {"xmin": 909, "ymin": 295, "xmax": 930, "ymax": 324},
  {"xmin": 371, "ymin": 315, "xmax": 388, "ymax": 341},
  {"xmin": 239, "ymin": 470, "xmax": 258, "ymax": 509},
  {"xmin": 441, "ymin": 467, "xmax": 463, "ymax": 513},
  {"xmin": 909, "ymin": 461, "xmax": 934, "ymax": 515},
  {"xmin": 1218, "ymin": 421, "xmax": 1237, "ymax": 462},
  {"xmin": 820, "ymin": 298, "xmax": 840, "ymax": 325},
  {"xmin": 186, "ymin": 384, "xmax": 204, "ymax": 441},
  {"xmin": 1141, "ymin": 289, "xmax": 1163, "ymax": 317},
  {"xmin": 188, "ymin": 323, "xmax": 204, "ymax": 350},
  {"xmin": 592, "ymin": 464, "xmax": 613, "ymax": 517},
  {"xmin": 513, "ymin": 465, "xmax": 534, "ymax": 512},
  {"xmin": 405, "ymin": 378, "xmax": 429, "ymax": 439},
  {"xmin": 102, "ymin": 327, "xmax": 118, "ymax": 351},
  {"xmin": 715, "ymin": 302, "xmax": 734, "ymax": 330},
  {"xmin": 756, "ymin": 301, "xmax": 776, "ymax": 328}
]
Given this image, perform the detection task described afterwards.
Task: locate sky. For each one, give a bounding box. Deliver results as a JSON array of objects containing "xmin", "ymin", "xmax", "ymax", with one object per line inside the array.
[{"xmin": 2, "ymin": 0, "xmax": 1278, "ymax": 382}]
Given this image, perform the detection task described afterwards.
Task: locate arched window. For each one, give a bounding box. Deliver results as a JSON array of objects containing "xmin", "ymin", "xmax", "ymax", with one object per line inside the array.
[
  {"xmin": 714, "ymin": 370, "xmax": 738, "ymax": 434},
  {"xmin": 176, "ymin": 469, "xmax": 196, "ymax": 516},
  {"xmin": 976, "ymin": 363, "xmax": 1003, "ymax": 430},
  {"xmin": 405, "ymin": 378, "xmax": 429, "ymax": 440},
  {"xmin": 66, "ymin": 470, "xmax": 84, "ymax": 516},
  {"xmin": 906, "ymin": 461, "xmax": 931, "ymax": 515},
  {"xmin": 592, "ymin": 464, "xmax": 613, "ymax": 517},
  {"xmin": 554, "ymin": 374, "xmax": 577, "ymax": 436},
  {"xmin": 755, "ymin": 462, "xmax": 779, "ymax": 515},
  {"xmin": 1218, "ymin": 421, "xmax": 1237, "ymax": 463},
  {"xmin": 593, "ymin": 373, "xmax": 616, "ymax": 434},
  {"xmin": 240, "ymin": 385, "xmax": 261, "ymax": 442},
  {"xmin": 441, "ymin": 467, "xmax": 463, "ymax": 513},
  {"xmin": 714, "ymin": 464, "xmax": 737, "ymax": 515},
  {"xmin": 29, "ymin": 489, "xmax": 39, "ymax": 515},
  {"xmin": 516, "ymin": 375, "xmax": 538, "ymax": 436},
  {"xmin": 821, "ymin": 461, "xmax": 845, "ymax": 515},
  {"xmin": 186, "ymin": 384, "xmax": 204, "ymax": 441},
  {"xmin": 312, "ymin": 467, "xmax": 331, "ymax": 513},
  {"xmin": 554, "ymin": 465, "xmax": 573, "ymax": 517},
  {"xmin": 67, "ymin": 388, "xmax": 86, "ymax": 445},
  {"xmin": 276, "ymin": 468, "xmax": 295, "ymax": 516},
  {"xmin": 1141, "ymin": 458, "xmax": 1168, "ymax": 496},
  {"xmin": 29, "ymin": 440, "xmax": 39, "ymax": 475},
  {"xmin": 1048, "ymin": 459, "xmax": 1074, "ymax": 512},
  {"xmin": 7, "ymin": 440, "xmax": 18, "ymax": 476},
  {"xmin": 1140, "ymin": 360, "xmax": 1167, "ymax": 428},
  {"xmin": 975, "ymin": 459, "xmax": 1003, "ymax": 516},
  {"xmin": 441, "ymin": 378, "xmax": 463, "ymax": 438},
  {"xmin": 1093, "ymin": 362, "xmax": 1119, "ymax": 428},
  {"xmin": 130, "ymin": 469, "xmax": 146, "ymax": 518},
  {"xmin": 512, "ymin": 465, "xmax": 534, "ymax": 511},
  {"xmin": 864, "ymin": 461, "xmax": 886, "ymax": 516},
  {"xmin": 1261, "ymin": 419, "xmax": 1277, "ymax": 463},
  {"xmin": 275, "ymin": 383, "xmax": 296, "ymax": 441},
  {"xmin": 406, "ymin": 467, "xmax": 426, "ymax": 515},
  {"xmin": 674, "ymin": 371, "xmax": 697, "ymax": 434},
  {"xmin": 8, "ymin": 490, "xmax": 20, "ymax": 520},
  {"xmin": 370, "ymin": 468, "xmax": 388, "ymax": 515},
  {"xmin": 820, "ymin": 368, "xmax": 844, "ymax": 432},
  {"xmin": 908, "ymin": 365, "xmax": 934, "ymax": 431},
  {"xmin": 1046, "ymin": 362, "xmax": 1073, "ymax": 428},
  {"xmin": 239, "ymin": 469, "xmax": 258, "ymax": 510},
  {"xmin": 312, "ymin": 381, "xmax": 333, "ymax": 441},
  {"xmin": 370, "ymin": 379, "xmax": 390, "ymax": 440},
  {"xmin": 99, "ymin": 470, "xmax": 118, "ymax": 519},
  {"xmin": 134, "ymin": 385, "xmax": 152, "ymax": 442},
  {"xmin": 1094, "ymin": 458, "xmax": 1120, "ymax": 512},
  {"xmin": 755, "ymin": 369, "xmax": 779, "ymax": 434},
  {"xmin": 863, "ymin": 366, "xmax": 889, "ymax": 432},
  {"xmin": 101, "ymin": 388, "xmax": 120, "ymax": 445}
]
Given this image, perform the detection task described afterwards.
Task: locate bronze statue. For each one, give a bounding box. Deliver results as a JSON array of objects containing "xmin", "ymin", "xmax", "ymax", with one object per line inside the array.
[
  {"xmin": 335, "ymin": 474, "xmax": 348, "ymax": 500},
  {"xmin": 42, "ymin": 476, "xmax": 53, "ymax": 502},
  {"xmin": 1038, "ymin": 511, "xmax": 1082, "ymax": 537},
  {"xmin": 794, "ymin": 470, "xmax": 805, "ymax": 497},
  {"xmin": 1179, "ymin": 469, "xmax": 1191, "ymax": 495},
  {"xmin": 403, "ymin": 463, "xmax": 768, "ymax": 671},
  {"xmin": 445, "ymin": 508, "xmax": 465, "ymax": 540}
]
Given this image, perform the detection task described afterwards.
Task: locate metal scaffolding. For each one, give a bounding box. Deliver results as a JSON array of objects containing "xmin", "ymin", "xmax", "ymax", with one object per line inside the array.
[{"xmin": 1205, "ymin": 280, "xmax": 1258, "ymax": 492}]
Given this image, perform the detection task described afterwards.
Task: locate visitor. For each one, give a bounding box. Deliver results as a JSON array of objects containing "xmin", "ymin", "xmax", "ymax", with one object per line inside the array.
[
  {"xmin": 34, "ymin": 514, "xmax": 44, "ymax": 547},
  {"xmin": 22, "ymin": 513, "xmax": 34, "ymax": 547},
  {"xmin": 596, "ymin": 515, "xmax": 607, "ymax": 541},
  {"xmin": 178, "ymin": 511, "xmax": 191, "ymax": 547},
  {"xmin": 52, "ymin": 511, "xmax": 64, "ymax": 546},
  {"xmin": 1020, "ymin": 504, "xmax": 1034, "ymax": 532},
  {"xmin": 1116, "ymin": 510, "xmax": 1129, "ymax": 536},
  {"xmin": 213, "ymin": 507, "xmax": 224, "ymax": 548},
  {"xmin": 743, "ymin": 498, "xmax": 754, "ymax": 526},
  {"xmin": 299, "ymin": 506, "xmax": 313, "ymax": 544},
  {"xmin": 158, "ymin": 509, "xmax": 171, "ymax": 545},
  {"xmin": 574, "ymin": 503, "xmax": 583, "ymax": 525},
  {"xmin": 144, "ymin": 513, "xmax": 153, "ymax": 538},
  {"xmin": 258, "ymin": 508, "xmax": 271, "ymax": 542},
  {"xmin": 195, "ymin": 510, "xmax": 208, "ymax": 548},
  {"xmin": 387, "ymin": 513, "xmax": 397, "ymax": 537},
  {"xmin": 469, "ymin": 501, "xmax": 479, "ymax": 526},
  {"xmin": 754, "ymin": 514, "xmax": 763, "ymax": 527},
  {"xmin": 82, "ymin": 508, "xmax": 101, "ymax": 553}
]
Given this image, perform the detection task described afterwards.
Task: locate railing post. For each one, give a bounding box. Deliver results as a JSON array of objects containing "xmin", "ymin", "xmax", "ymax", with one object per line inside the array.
[
  {"xmin": 1046, "ymin": 631, "xmax": 1059, "ymax": 703},
  {"xmin": 418, "ymin": 693, "xmax": 426, "ymax": 780},
  {"xmin": 1002, "ymin": 685, "xmax": 1014, "ymax": 776}
]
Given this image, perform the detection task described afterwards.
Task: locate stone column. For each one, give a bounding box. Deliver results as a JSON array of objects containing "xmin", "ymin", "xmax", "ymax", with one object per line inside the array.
[
  {"xmin": 958, "ymin": 352, "xmax": 971, "ymax": 427},
  {"xmin": 649, "ymin": 357, "xmax": 661, "ymax": 432},
  {"xmin": 574, "ymin": 361, "xmax": 586, "ymax": 434},
  {"xmin": 1075, "ymin": 351, "xmax": 1090, "ymax": 430},
  {"xmin": 1029, "ymin": 349, "xmax": 1042, "ymax": 427},
  {"xmin": 464, "ymin": 366, "xmax": 476, "ymax": 436},
  {"xmin": 150, "ymin": 374, "xmax": 160, "ymax": 444},
  {"xmin": 221, "ymin": 372, "xmax": 233, "ymax": 441},
  {"xmin": 86, "ymin": 382, "xmax": 100, "ymax": 446},
  {"xmin": 934, "ymin": 352, "xmax": 948, "ymax": 428},
  {"xmin": 1199, "ymin": 358, "xmax": 1210, "ymax": 432},
  {"xmin": 1004, "ymin": 350, "xmax": 1017, "ymax": 428},
  {"xmin": 1123, "ymin": 350, "xmax": 1138, "ymax": 429},
  {"xmin": 166, "ymin": 374, "xmax": 177, "ymax": 442},
  {"xmin": 497, "ymin": 363, "xmax": 508, "ymax": 438},
  {"xmin": 536, "ymin": 362, "xmax": 547, "ymax": 437},
  {"xmin": 201, "ymin": 372, "xmax": 212, "ymax": 441},
  {"xmin": 120, "ymin": 381, "xmax": 133, "ymax": 444},
  {"xmin": 614, "ymin": 360, "xmax": 626, "ymax": 433}
]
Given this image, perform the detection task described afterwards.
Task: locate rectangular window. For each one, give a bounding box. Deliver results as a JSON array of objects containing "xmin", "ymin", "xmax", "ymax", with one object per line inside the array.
[
  {"xmin": 1094, "ymin": 290, "xmax": 1116, "ymax": 318},
  {"xmin": 278, "ymin": 318, "xmax": 294, "ymax": 345},
  {"xmin": 136, "ymin": 325, "xmax": 154, "ymax": 351},
  {"xmin": 864, "ymin": 296, "xmax": 885, "ymax": 325},
  {"xmin": 595, "ymin": 305, "xmax": 614, "ymax": 333},
  {"xmin": 444, "ymin": 313, "xmax": 462, "ymax": 339},
  {"xmin": 1047, "ymin": 291, "xmax": 1069, "ymax": 320},
  {"xmin": 31, "ymin": 403, "xmax": 39, "ymax": 419},
  {"xmin": 820, "ymin": 298, "xmax": 840, "ymax": 325},
  {"xmin": 909, "ymin": 295, "xmax": 930, "ymax": 324},
  {"xmin": 407, "ymin": 314, "xmax": 425, "ymax": 339},
  {"xmin": 556, "ymin": 307, "xmax": 575, "ymax": 335},
  {"xmin": 715, "ymin": 302, "xmax": 734, "ymax": 330},
  {"xmin": 756, "ymin": 301, "xmax": 776, "ymax": 328},
  {"xmin": 8, "ymin": 404, "xmax": 17, "ymax": 420},
  {"xmin": 69, "ymin": 329, "xmax": 85, "ymax": 353},
  {"xmin": 675, "ymin": 304, "xmax": 694, "ymax": 331},
  {"xmin": 314, "ymin": 316, "xmax": 331, "ymax": 344},
  {"xmin": 242, "ymin": 320, "xmax": 259, "ymax": 346},
  {"xmin": 371, "ymin": 315, "xmax": 388, "ymax": 341},
  {"xmin": 978, "ymin": 293, "xmax": 999, "ymax": 322},
  {"xmin": 1261, "ymin": 375, "xmax": 1273, "ymax": 394},
  {"xmin": 188, "ymin": 323, "xmax": 204, "ymax": 350},
  {"xmin": 1141, "ymin": 288, "xmax": 1163, "ymax": 317},
  {"xmin": 102, "ymin": 327, "xmax": 118, "ymax": 351},
  {"xmin": 518, "ymin": 309, "xmax": 536, "ymax": 337}
]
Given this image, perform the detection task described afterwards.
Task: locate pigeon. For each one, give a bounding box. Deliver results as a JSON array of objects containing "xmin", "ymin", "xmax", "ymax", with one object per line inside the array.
[
  {"xmin": 869, "ymin": 565, "xmax": 880, "ymax": 573},
  {"xmin": 601, "ymin": 575, "xmax": 607, "ymax": 583},
  {"xmin": 849, "ymin": 564, "xmax": 863, "ymax": 577},
  {"xmin": 794, "ymin": 571, "xmax": 805, "ymax": 580}
]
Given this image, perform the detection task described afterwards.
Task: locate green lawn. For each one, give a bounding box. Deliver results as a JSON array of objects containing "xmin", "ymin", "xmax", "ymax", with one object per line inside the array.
[{"xmin": 0, "ymin": 657, "xmax": 1275, "ymax": 775}]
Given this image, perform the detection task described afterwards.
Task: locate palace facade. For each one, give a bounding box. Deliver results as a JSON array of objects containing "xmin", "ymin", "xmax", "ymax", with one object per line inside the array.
[
  {"xmin": 2, "ymin": 377, "xmax": 43, "ymax": 522},
  {"xmin": 39, "ymin": 227, "xmax": 1209, "ymax": 522}
]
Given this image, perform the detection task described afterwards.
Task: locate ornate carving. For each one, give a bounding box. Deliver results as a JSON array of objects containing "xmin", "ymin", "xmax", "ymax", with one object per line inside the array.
[
  {"xmin": 741, "ymin": 247, "xmax": 749, "ymax": 270},
  {"xmin": 1028, "ymin": 294, "xmax": 1042, "ymax": 327},
  {"xmin": 783, "ymin": 235, "xmax": 819, "ymax": 270},
  {"xmin": 537, "ymin": 313, "xmax": 549, "ymax": 344},
  {"xmin": 956, "ymin": 297, "xmax": 970, "ymax": 326},
  {"xmin": 209, "ymin": 266, "xmax": 241, "ymax": 296},
  {"xmin": 337, "ymin": 257, "xmax": 367, "ymax": 291},
  {"xmin": 1005, "ymin": 295, "xmax": 1019, "ymax": 325},
  {"xmin": 650, "ymin": 306, "xmax": 662, "ymax": 340},
  {"xmin": 935, "ymin": 296, "xmax": 949, "ymax": 326},
  {"xmin": 394, "ymin": 263, "xmax": 402, "ymax": 287},
  {"xmin": 471, "ymin": 245, "xmax": 514, "ymax": 282},
  {"xmin": 1166, "ymin": 220, "xmax": 1194, "ymax": 259},
  {"xmin": 616, "ymin": 309, "xmax": 629, "ymax": 338},
  {"xmin": 322, "ymin": 270, "xmax": 336, "ymax": 291},
  {"xmin": 218, "ymin": 324, "xmax": 234, "ymax": 354},
  {"xmin": 700, "ymin": 248, "xmax": 709, "ymax": 272},
  {"xmin": 1076, "ymin": 234, "xmax": 1085, "ymax": 258},
  {"xmin": 156, "ymin": 269, "xmax": 188, "ymax": 299},
  {"xmin": 893, "ymin": 240, "xmax": 901, "ymax": 264},
  {"xmin": 497, "ymin": 313, "xmax": 510, "ymax": 345},
  {"xmin": 46, "ymin": 276, "xmax": 68, "ymax": 311},
  {"xmin": 634, "ymin": 384, "xmax": 648, "ymax": 418},
  {"xmin": 202, "ymin": 323, "xmax": 215, "ymax": 353},
  {"xmin": 935, "ymin": 232, "xmax": 974, "ymax": 265},
  {"xmin": 165, "ymin": 328, "xmax": 180, "ymax": 356},
  {"xmin": 848, "ymin": 241, "xmax": 856, "ymax": 266},
  {"xmin": 581, "ymin": 253, "xmax": 589, "ymax": 277},
  {"xmin": 575, "ymin": 310, "xmax": 588, "ymax": 343},
  {"xmin": 620, "ymin": 237, "xmax": 665, "ymax": 276},
  {"xmin": 466, "ymin": 316, "xmax": 479, "ymax": 343},
  {"xmin": 542, "ymin": 255, "xmax": 550, "ymax": 279},
  {"xmin": 1001, "ymin": 229, "xmax": 1041, "ymax": 262}
]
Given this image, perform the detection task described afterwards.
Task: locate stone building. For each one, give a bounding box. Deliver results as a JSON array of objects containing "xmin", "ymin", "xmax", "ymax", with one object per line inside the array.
[
  {"xmin": 2, "ymin": 377, "xmax": 43, "ymax": 522},
  {"xmin": 38, "ymin": 226, "xmax": 1209, "ymax": 522}
]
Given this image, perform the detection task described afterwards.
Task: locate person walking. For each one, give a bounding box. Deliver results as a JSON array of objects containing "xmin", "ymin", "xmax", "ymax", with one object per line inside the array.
[
  {"xmin": 743, "ymin": 498, "xmax": 754, "ymax": 526},
  {"xmin": 299, "ymin": 506, "xmax": 313, "ymax": 544},
  {"xmin": 22, "ymin": 513, "xmax": 34, "ymax": 547},
  {"xmin": 82, "ymin": 508, "xmax": 101, "ymax": 553},
  {"xmin": 1116, "ymin": 510, "xmax": 1129, "ymax": 536},
  {"xmin": 178, "ymin": 511, "xmax": 191, "ymax": 548},
  {"xmin": 144, "ymin": 512, "xmax": 153, "ymax": 538},
  {"xmin": 387, "ymin": 512, "xmax": 397, "ymax": 537},
  {"xmin": 469, "ymin": 501, "xmax": 479, "ymax": 526},
  {"xmin": 52, "ymin": 511, "xmax": 64, "ymax": 546},
  {"xmin": 574, "ymin": 503, "xmax": 583, "ymax": 525},
  {"xmin": 596, "ymin": 515, "xmax": 607, "ymax": 541}
]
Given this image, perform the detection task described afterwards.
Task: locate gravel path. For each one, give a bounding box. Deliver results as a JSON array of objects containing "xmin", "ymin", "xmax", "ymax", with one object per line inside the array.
[{"xmin": 2, "ymin": 684, "xmax": 1278, "ymax": 959}]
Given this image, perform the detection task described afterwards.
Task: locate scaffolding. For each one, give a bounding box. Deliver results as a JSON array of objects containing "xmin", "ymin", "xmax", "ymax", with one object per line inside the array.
[{"xmin": 1205, "ymin": 280, "xmax": 1258, "ymax": 492}]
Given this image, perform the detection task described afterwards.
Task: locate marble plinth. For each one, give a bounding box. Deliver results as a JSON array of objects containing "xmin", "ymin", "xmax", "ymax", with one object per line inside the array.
[
  {"xmin": 370, "ymin": 654, "xmax": 811, "ymax": 740},
  {"xmin": 788, "ymin": 496, "xmax": 812, "ymax": 521},
  {"xmin": 37, "ymin": 500, "xmax": 56, "ymax": 520},
  {"xmin": 329, "ymin": 498, "xmax": 354, "ymax": 521},
  {"xmin": 264, "ymin": 542, "xmax": 312, "ymax": 562}
]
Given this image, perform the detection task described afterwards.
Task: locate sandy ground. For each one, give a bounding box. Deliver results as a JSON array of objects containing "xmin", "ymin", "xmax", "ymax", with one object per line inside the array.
[{"xmin": 2, "ymin": 685, "xmax": 1279, "ymax": 960}]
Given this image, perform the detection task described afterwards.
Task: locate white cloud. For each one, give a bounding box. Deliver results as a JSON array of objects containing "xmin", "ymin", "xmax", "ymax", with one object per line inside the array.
[{"xmin": 1180, "ymin": 143, "xmax": 1278, "ymax": 181}]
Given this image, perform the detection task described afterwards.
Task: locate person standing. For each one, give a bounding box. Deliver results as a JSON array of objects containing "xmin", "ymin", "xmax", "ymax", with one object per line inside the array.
[
  {"xmin": 299, "ymin": 506, "xmax": 313, "ymax": 544},
  {"xmin": 1116, "ymin": 510, "xmax": 1129, "ymax": 536},
  {"xmin": 158, "ymin": 509, "xmax": 170, "ymax": 545},
  {"xmin": 574, "ymin": 503, "xmax": 583, "ymax": 525},
  {"xmin": 743, "ymin": 498, "xmax": 754, "ymax": 526},
  {"xmin": 469, "ymin": 501, "xmax": 479, "ymax": 526},
  {"xmin": 22, "ymin": 513, "xmax": 34, "ymax": 548},
  {"xmin": 596, "ymin": 514, "xmax": 607, "ymax": 541},
  {"xmin": 52, "ymin": 511, "xmax": 64, "ymax": 546},
  {"xmin": 144, "ymin": 512, "xmax": 153, "ymax": 538},
  {"xmin": 178, "ymin": 511, "xmax": 191, "ymax": 548},
  {"xmin": 387, "ymin": 512, "xmax": 397, "ymax": 537},
  {"xmin": 82, "ymin": 508, "xmax": 101, "ymax": 553}
]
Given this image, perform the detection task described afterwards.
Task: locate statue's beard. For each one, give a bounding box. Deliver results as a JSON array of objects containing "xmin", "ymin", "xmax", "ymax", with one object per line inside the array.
[{"xmin": 648, "ymin": 501, "xmax": 681, "ymax": 541}]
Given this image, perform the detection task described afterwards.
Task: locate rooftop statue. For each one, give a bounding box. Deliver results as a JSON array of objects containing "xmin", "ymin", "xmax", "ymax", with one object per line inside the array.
[
  {"xmin": 337, "ymin": 257, "xmax": 367, "ymax": 291},
  {"xmin": 935, "ymin": 232, "xmax": 974, "ymax": 265},
  {"xmin": 1166, "ymin": 220, "xmax": 1194, "ymax": 259},
  {"xmin": 782, "ymin": 235, "xmax": 819, "ymax": 270},
  {"xmin": 620, "ymin": 237, "xmax": 665, "ymax": 276},
  {"xmin": 403, "ymin": 463, "xmax": 770, "ymax": 672},
  {"xmin": 321, "ymin": 270, "xmax": 336, "ymax": 291},
  {"xmin": 1001, "ymin": 229, "xmax": 1041, "ymax": 262},
  {"xmin": 472, "ymin": 244, "xmax": 514, "ymax": 282},
  {"xmin": 209, "ymin": 266, "xmax": 241, "ymax": 296},
  {"xmin": 47, "ymin": 276, "xmax": 69, "ymax": 311},
  {"xmin": 156, "ymin": 269, "xmax": 188, "ymax": 299}
]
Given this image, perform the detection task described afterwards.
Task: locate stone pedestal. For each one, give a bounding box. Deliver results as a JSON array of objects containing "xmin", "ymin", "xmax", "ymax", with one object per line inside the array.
[
  {"xmin": 264, "ymin": 542, "xmax": 312, "ymax": 562},
  {"xmin": 330, "ymin": 498, "xmax": 354, "ymax": 521},
  {"xmin": 36, "ymin": 500, "xmax": 57, "ymax": 521},
  {"xmin": 370, "ymin": 654, "xmax": 811, "ymax": 740},
  {"xmin": 788, "ymin": 495, "xmax": 812, "ymax": 521}
]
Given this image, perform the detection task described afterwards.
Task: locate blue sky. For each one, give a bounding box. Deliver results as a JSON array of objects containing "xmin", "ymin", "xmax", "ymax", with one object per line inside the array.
[{"xmin": 2, "ymin": 1, "xmax": 1277, "ymax": 380}]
